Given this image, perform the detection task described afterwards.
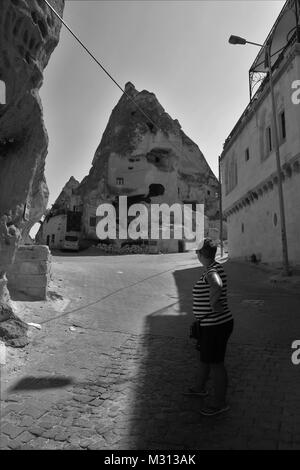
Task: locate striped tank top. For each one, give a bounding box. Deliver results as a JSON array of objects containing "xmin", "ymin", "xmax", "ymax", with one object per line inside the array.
[{"xmin": 193, "ymin": 261, "xmax": 232, "ymax": 326}]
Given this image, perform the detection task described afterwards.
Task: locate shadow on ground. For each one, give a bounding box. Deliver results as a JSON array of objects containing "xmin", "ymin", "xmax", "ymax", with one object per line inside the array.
[
  {"xmin": 125, "ymin": 265, "xmax": 212, "ymax": 449},
  {"xmin": 125, "ymin": 263, "xmax": 295, "ymax": 450},
  {"xmin": 9, "ymin": 289, "xmax": 41, "ymax": 302},
  {"xmin": 50, "ymin": 248, "xmax": 103, "ymax": 257},
  {"xmin": 8, "ymin": 376, "xmax": 74, "ymax": 392}
]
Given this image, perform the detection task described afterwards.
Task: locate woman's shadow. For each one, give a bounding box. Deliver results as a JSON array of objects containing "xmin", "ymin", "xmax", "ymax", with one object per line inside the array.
[{"xmin": 127, "ymin": 264, "xmax": 210, "ymax": 449}]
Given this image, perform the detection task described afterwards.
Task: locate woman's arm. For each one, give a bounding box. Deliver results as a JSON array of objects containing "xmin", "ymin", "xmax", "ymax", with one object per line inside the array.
[{"xmin": 206, "ymin": 271, "xmax": 224, "ymax": 313}]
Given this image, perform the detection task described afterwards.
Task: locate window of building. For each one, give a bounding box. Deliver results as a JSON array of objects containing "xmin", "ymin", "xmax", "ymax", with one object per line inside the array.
[
  {"xmin": 51, "ymin": 234, "xmax": 55, "ymax": 243},
  {"xmin": 147, "ymin": 122, "xmax": 155, "ymax": 133},
  {"xmin": 245, "ymin": 148, "xmax": 250, "ymax": 162},
  {"xmin": 90, "ymin": 217, "xmax": 96, "ymax": 227},
  {"xmin": 273, "ymin": 213, "xmax": 278, "ymax": 226},
  {"xmin": 116, "ymin": 177, "xmax": 124, "ymax": 185},
  {"xmin": 266, "ymin": 126, "xmax": 272, "ymax": 153},
  {"xmin": 207, "ymin": 190, "xmax": 211, "ymax": 195},
  {"xmin": 279, "ymin": 111, "xmax": 286, "ymax": 141},
  {"xmin": 225, "ymin": 154, "xmax": 238, "ymax": 195},
  {"xmin": 241, "ymin": 223, "xmax": 244, "ymax": 233}
]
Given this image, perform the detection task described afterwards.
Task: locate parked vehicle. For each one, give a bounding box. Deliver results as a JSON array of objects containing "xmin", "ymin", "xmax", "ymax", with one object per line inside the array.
[{"xmin": 63, "ymin": 234, "xmax": 79, "ymax": 251}]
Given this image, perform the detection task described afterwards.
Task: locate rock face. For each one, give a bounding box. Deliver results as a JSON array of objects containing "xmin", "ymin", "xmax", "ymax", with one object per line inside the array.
[
  {"xmin": 50, "ymin": 176, "xmax": 81, "ymax": 214},
  {"xmin": 76, "ymin": 82, "xmax": 219, "ymax": 240},
  {"xmin": 0, "ymin": 0, "xmax": 65, "ymax": 345}
]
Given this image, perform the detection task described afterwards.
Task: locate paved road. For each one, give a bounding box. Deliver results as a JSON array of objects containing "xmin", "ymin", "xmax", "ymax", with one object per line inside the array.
[{"xmin": 0, "ymin": 252, "xmax": 300, "ymax": 450}]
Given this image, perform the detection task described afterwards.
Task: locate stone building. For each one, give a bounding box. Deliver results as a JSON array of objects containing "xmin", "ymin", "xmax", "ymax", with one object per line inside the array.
[
  {"xmin": 36, "ymin": 177, "xmax": 81, "ymax": 250},
  {"xmin": 220, "ymin": 1, "xmax": 300, "ymax": 265},
  {"xmin": 39, "ymin": 83, "xmax": 222, "ymax": 252}
]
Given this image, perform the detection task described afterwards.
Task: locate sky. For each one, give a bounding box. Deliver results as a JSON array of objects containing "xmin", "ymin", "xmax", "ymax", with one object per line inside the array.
[{"xmin": 41, "ymin": 0, "xmax": 285, "ymax": 209}]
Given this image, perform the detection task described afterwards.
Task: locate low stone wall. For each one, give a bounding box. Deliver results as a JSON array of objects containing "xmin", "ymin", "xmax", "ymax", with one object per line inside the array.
[{"xmin": 7, "ymin": 245, "xmax": 51, "ymax": 300}]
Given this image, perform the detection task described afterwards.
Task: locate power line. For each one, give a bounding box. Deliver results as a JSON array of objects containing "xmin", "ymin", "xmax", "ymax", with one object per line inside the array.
[
  {"xmin": 42, "ymin": 1, "xmax": 217, "ymax": 208},
  {"xmin": 38, "ymin": 263, "xmax": 189, "ymax": 326},
  {"xmin": 42, "ymin": 0, "xmax": 206, "ymax": 170},
  {"xmin": 43, "ymin": 0, "xmax": 161, "ymax": 132}
]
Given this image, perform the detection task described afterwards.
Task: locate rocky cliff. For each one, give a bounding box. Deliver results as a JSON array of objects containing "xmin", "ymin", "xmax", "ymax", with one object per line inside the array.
[
  {"xmin": 77, "ymin": 82, "xmax": 219, "ymax": 237},
  {"xmin": 0, "ymin": 0, "xmax": 65, "ymax": 346},
  {"xmin": 49, "ymin": 176, "xmax": 80, "ymax": 215}
]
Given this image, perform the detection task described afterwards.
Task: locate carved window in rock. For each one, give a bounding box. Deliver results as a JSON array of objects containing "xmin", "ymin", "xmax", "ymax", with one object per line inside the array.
[
  {"xmin": 225, "ymin": 154, "xmax": 238, "ymax": 195},
  {"xmin": 116, "ymin": 177, "xmax": 124, "ymax": 186},
  {"xmin": 0, "ymin": 80, "xmax": 6, "ymax": 105}
]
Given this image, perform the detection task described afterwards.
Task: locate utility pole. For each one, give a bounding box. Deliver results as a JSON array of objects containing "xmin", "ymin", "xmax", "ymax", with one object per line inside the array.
[
  {"xmin": 218, "ymin": 155, "xmax": 223, "ymax": 258},
  {"xmin": 266, "ymin": 43, "xmax": 290, "ymax": 276}
]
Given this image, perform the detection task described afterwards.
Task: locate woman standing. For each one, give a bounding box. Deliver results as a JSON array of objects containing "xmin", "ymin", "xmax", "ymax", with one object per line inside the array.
[{"xmin": 190, "ymin": 238, "xmax": 234, "ymax": 416}]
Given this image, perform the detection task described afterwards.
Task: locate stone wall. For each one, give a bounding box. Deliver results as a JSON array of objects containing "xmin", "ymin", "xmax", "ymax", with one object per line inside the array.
[
  {"xmin": 221, "ymin": 44, "xmax": 300, "ymax": 264},
  {"xmin": 225, "ymin": 168, "xmax": 300, "ymax": 263},
  {"xmin": 7, "ymin": 245, "xmax": 51, "ymax": 300}
]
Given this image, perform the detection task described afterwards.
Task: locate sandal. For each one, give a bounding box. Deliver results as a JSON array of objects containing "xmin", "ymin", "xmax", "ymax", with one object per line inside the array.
[{"xmin": 200, "ymin": 404, "xmax": 230, "ymax": 416}]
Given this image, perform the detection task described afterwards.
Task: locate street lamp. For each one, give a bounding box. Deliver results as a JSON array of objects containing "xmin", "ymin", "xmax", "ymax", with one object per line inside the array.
[{"xmin": 228, "ymin": 35, "xmax": 290, "ymax": 276}]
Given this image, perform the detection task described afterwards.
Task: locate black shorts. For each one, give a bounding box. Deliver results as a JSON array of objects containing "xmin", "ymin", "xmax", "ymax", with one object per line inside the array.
[{"xmin": 197, "ymin": 319, "xmax": 234, "ymax": 364}]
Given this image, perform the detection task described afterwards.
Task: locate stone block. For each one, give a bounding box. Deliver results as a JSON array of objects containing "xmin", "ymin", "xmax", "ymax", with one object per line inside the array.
[
  {"xmin": 19, "ymin": 286, "xmax": 47, "ymax": 300},
  {"xmin": 10, "ymin": 260, "xmax": 50, "ymax": 276},
  {"xmin": 7, "ymin": 245, "xmax": 51, "ymax": 300},
  {"xmin": 15, "ymin": 245, "xmax": 51, "ymax": 261},
  {"xmin": 9, "ymin": 273, "xmax": 49, "ymax": 288}
]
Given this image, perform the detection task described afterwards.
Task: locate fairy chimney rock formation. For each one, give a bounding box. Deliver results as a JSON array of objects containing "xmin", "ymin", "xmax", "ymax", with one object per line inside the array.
[
  {"xmin": 52, "ymin": 176, "xmax": 80, "ymax": 211},
  {"xmin": 78, "ymin": 82, "xmax": 219, "ymax": 223}
]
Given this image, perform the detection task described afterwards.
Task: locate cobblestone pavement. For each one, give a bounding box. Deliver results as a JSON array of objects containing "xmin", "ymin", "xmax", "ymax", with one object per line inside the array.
[{"xmin": 1, "ymin": 253, "xmax": 300, "ymax": 450}]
